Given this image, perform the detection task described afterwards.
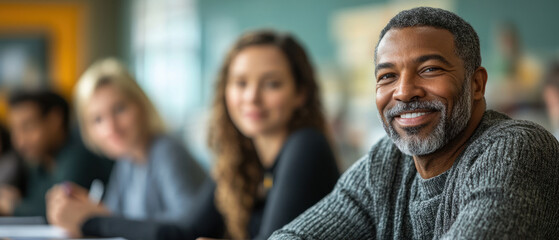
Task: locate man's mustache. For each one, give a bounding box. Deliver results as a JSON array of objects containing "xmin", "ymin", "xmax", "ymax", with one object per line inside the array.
[{"xmin": 384, "ymin": 100, "xmax": 445, "ymax": 121}]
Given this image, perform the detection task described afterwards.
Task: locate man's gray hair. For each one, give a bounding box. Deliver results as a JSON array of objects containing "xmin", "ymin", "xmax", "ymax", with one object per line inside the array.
[{"xmin": 375, "ymin": 7, "xmax": 481, "ymax": 76}]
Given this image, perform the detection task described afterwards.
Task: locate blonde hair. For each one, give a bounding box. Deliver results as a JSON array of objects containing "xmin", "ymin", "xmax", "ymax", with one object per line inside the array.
[{"xmin": 74, "ymin": 58, "xmax": 166, "ymax": 152}]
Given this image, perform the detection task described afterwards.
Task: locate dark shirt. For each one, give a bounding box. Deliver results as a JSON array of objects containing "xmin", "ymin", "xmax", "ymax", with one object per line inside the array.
[
  {"xmin": 82, "ymin": 127, "xmax": 340, "ymax": 240},
  {"xmin": 0, "ymin": 151, "xmax": 27, "ymax": 193},
  {"xmin": 13, "ymin": 130, "xmax": 113, "ymax": 217}
]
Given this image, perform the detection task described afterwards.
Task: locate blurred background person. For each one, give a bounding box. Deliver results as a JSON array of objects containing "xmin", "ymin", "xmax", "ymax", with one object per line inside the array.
[
  {"xmin": 47, "ymin": 29, "xmax": 341, "ymax": 240},
  {"xmin": 203, "ymin": 29, "xmax": 340, "ymax": 239},
  {"xmin": 1, "ymin": 90, "xmax": 113, "ymax": 217},
  {"xmin": 0, "ymin": 124, "xmax": 27, "ymax": 216},
  {"xmin": 47, "ymin": 58, "xmax": 207, "ymax": 237},
  {"xmin": 486, "ymin": 21, "xmax": 544, "ymax": 117},
  {"xmin": 542, "ymin": 59, "xmax": 559, "ymax": 139}
]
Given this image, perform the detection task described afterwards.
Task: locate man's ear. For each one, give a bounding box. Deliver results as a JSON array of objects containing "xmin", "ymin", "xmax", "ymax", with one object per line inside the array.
[{"xmin": 472, "ymin": 67, "xmax": 488, "ymax": 101}]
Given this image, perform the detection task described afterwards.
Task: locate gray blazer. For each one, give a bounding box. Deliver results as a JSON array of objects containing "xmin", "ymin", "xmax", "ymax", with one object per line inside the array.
[{"xmin": 103, "ymin": 135, "xmax": 206, "ymax": 221}]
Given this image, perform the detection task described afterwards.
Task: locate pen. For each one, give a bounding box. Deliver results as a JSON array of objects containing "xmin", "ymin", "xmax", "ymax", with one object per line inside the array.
[
  {"xmin": 88, "ymin": 179, "xmax": 104, "ymax": 205},
  {"xmin": 62, "ymin": 182, "xmax": 72, "ymax": 196}
]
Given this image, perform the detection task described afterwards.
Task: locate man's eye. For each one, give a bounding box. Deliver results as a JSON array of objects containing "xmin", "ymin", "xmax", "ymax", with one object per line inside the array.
[
  {"xmin": 378, "ymin": 73, "xmax": 396, "ymax": 81},
  {"xmin": 424, "ymin": 67, "xmax": 441, "ymax": 73}
]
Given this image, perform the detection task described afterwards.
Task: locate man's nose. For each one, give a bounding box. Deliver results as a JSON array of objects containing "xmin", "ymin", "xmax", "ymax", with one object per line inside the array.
[{"xmin": 393, "ymin": 71, "xmax": 425, "ymax": 102}]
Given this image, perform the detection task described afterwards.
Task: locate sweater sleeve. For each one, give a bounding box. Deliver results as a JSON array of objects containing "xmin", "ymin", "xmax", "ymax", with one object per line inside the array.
[
  {"xmin": 269, "ymin": 155, "xmax": 376, "ymax": 240},
  {"xmin": 151, "ymin": 137, "xmax": 207, "ymax": 221},
  {"xmin": 254, "ymin": 129, "xmax": 340, "ymax": 239},
  {"xmin": 441, "ymin": 127, "xmax": 559, "ymax": 239}
]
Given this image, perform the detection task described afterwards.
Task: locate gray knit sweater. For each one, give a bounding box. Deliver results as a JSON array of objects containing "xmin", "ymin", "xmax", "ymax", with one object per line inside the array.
[{"xmin": 270, "ymin": 110, "xmax": 559, "ymax": 239}]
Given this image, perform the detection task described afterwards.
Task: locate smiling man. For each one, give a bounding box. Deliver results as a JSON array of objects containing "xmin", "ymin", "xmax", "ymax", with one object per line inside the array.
[{"xmin": 270, "ymin": 7, "xmax": 559, "ymax": 239}]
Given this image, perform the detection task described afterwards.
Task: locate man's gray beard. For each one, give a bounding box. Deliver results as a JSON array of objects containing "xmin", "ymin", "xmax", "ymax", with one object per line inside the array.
[{"xmin": 379, "ymin": 78, "xmax": 472, "ymax": 156}]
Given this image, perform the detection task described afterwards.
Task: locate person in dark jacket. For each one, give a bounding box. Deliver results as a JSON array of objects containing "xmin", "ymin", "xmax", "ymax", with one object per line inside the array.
[{"xmin": 1, "ymin": 90, "xmax": 113, "ymax": 217}]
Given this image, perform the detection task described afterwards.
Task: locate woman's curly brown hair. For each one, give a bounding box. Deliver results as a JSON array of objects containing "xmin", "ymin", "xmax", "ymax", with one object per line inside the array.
[{"xmin": 208, "ymin": 29, "xmax": 328, "ymax": 239}]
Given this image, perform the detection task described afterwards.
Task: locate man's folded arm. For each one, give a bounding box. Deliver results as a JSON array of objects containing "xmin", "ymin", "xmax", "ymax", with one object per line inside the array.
[
  {"xmin": 442, "ymin": 134, "xmax": 559, "ymax": 239},
  {"xmin": 270, "ymin": 156, "xmax": 376, "ymax": 240}
]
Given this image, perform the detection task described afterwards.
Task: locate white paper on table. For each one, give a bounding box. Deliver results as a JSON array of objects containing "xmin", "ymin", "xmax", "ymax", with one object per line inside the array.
[{"xmin": 0, "ymin": 225, "xmax": 69, "ymax": 238}]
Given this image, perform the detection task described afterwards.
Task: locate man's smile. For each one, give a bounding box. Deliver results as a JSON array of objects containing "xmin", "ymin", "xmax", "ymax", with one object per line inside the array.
[{"xmin": 393, "ymin": 110, "xmax": 438, "ymax": 128}]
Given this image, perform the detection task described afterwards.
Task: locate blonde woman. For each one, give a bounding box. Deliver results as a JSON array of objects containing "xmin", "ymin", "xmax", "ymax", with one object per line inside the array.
[{"xmin": 46, "ymin": 58, "xmax": 206, "ymax": 237}]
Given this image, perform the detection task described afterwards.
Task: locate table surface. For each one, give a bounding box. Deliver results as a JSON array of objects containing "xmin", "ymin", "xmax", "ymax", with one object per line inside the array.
[{"xmin": 0, "ymin": 217, "xmax": 125, "ymax": 240}]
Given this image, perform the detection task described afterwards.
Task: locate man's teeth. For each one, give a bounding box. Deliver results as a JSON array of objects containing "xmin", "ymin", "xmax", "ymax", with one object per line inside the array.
[{"xmin": 400, "ymin": 112, "xmax": 428, "ymax": 119}]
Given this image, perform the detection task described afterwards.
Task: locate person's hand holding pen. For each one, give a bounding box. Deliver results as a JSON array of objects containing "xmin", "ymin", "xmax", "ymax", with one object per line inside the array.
[{"xmin": 46, "ymin": 181, "xmax": 111, "ymax": 238}]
